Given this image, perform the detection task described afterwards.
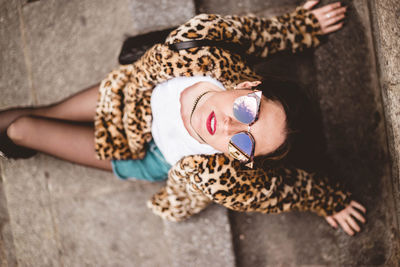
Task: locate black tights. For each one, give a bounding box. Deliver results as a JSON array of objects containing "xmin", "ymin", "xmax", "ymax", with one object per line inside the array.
[{"xmin": 0, "ymin": 84, "xmax": 112, "ymax": 171}]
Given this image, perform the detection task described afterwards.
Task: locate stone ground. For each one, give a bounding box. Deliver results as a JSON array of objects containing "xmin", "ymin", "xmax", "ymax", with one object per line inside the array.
[{"xmin": 1, "ymin": 0, "xmax": 399, "ymax": 266}]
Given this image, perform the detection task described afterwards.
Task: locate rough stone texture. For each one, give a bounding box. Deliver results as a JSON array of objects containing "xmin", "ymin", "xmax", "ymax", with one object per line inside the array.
[
  {"xmin": 383, "ymin": 83, "xmax": 400, "ymax": 185},
  {"xmin": 19, "ymin": 0, "xmax": 195, "ymax": 106},
  {"xmin": 306, "ymin": 0, "xmax": 397, "ymax": 265},
  {"xmin": 0, "ymin": 221, "xmax": 17, "ymax": 267},
  {"xmin": 2, "ymin": 156, "xmax": 61, "ymax": 266},
  {"xmin": 2, "ymin": 152, "xmax": 236, "ymax": 266},
  {"xmin": 130, "ymin": 0, "xmax": 195, "ymax": 33},
  {"xmin": 52, "ymin": 180, "xmax": 171, "ymax": 267},
  {"xmin": 1, "ymin": 155, "xmax": 175, "ymax": 266},
  {"xmin": 0, "ymin": 0, "xmax": 32, "ymax": 108},
  {"xmin": 20, "ymin": 0, "xmax": 136, "ymax": 106},
  {"xmin": 0, "ymin": 0, "xmax": 22, "ymax": 247},
  {"xmin": 164, "ymin": 206, "xmax": 235, "ymax": 267},
  {"xmin": 195, "ymin": 0, "xmax": 301, "ymax": 15},
  {"xmin": 369, "ymin": 0, "xmax": 400, "ymax": 244},
  {"xmin": 370, "ymin": 0, "xmax": 400, "ymax": 84},
  {"xmin": 0, "ymin": 169, "xmax": 17, "ymax": 267},
  {"xmin": 382, "ymin": 84, "xmax": 400, "ymax": 262},
  {"xmin": 230, "ymin": 212, "xmax": 341, "ymax": 266}
]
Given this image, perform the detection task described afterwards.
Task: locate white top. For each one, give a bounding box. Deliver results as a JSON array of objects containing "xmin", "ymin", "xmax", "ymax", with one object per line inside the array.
[{"xmin": 151, "ymin": 76, "xmax": 225, "ymax": 165}]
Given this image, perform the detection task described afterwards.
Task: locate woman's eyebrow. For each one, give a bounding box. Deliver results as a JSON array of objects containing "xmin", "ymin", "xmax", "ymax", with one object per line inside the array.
[{"xmin": 252, "ymin": 99, "xmax": 266, "ymax": 144}]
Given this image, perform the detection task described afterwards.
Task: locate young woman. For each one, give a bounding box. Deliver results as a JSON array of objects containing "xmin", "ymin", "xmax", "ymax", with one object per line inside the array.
[{"xmin": 0, "ymin": 0, "xmax": 366, "ymax": 236}]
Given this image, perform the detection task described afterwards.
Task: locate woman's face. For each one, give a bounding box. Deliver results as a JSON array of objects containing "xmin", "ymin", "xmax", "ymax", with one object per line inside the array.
[{"xmin": 183, "ymin": 81, "xmax": 287, "ymax": 157}]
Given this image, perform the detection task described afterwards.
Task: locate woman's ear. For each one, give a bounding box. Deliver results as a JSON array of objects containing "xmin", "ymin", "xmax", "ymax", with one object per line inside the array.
[{"xmin": 235, "ymin": 81, "xmax": 262, "ymax": 90}]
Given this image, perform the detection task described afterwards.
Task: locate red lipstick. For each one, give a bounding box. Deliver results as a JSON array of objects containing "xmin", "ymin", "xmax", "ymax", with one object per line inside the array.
[{"xmin": 206, "ymin": 111, "xmax": 216, "ymax": 135}]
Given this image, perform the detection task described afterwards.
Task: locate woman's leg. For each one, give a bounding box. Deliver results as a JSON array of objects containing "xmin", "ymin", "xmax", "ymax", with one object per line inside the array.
[
  {"xmin": 31, "ymin": 83, "xmax": 100, "ymax": 122},
  {"xmin": 1, "ymin": 84, "xmax": 111, "ymax": 171},
  {"xmin": 0, "ymin": 83, "xmax": 99, "ymax": 132},
  {"xmin": 6, "ymin": 116, "xmax": 112, "ymax": 171}
]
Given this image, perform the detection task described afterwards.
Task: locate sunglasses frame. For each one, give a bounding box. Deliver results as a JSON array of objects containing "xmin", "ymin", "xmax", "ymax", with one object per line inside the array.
[{"xmin": 228, "ymin": 90, "xmax": 262, "ymax": 168}]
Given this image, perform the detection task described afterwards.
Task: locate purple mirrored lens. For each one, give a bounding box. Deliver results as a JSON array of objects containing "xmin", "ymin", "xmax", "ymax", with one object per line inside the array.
[
  {"xmin": 231, "ymin": 132, "xmax": 253, "ymax": 157},
  {"xmin": 233, "ymin": 95, "xmax": 258, "ymax": 124}
]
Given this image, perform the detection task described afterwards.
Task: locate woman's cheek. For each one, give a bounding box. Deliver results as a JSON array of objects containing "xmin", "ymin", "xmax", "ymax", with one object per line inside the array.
[{"xmin": 216, "ymin": 136, "xmax": 230, "ymax": 154}]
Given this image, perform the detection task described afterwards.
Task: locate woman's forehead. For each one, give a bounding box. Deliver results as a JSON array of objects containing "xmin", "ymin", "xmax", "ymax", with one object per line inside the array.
[
  {"xmin": 252, "ymin": 97, "xmax": 287, "ymax": 156},
  {"xmin": 220, "ymin": 89, "xmax": 257, "ymax": 99}
]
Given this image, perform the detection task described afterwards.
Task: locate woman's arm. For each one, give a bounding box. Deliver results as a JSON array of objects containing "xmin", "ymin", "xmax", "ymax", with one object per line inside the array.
[
  {"xmin": 148, "ymin": 153, "xmax": 366, "ymax": 235},
  {"xmin": 325, "ymin": 200, "xmax": 366, "ymax": 236},
  {"xmin": 147, "ymin": 158, "xmax": 212, "ymax": 222},
  {"xmin": 166, "ymin": 1, "xmax": 346, "ymax": 58}
]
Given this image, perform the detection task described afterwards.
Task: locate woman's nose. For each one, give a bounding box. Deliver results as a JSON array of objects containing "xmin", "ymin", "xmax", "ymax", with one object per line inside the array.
[{"xmin": 222, "ymin": 116, "xmax": 247, "ymax": 136}]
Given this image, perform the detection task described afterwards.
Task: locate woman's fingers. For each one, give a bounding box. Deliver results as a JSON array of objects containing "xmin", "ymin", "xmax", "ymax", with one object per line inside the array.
[
  {"xmin": 325, "ymin": 216, "xmax": 338, "ymax": 228},
  {"xmin": 323, "ymin": 23, "xmax": 344, "ymax": 34},
  {"xmin": 323, "ymin": 7, "xmax": 347, "ymax": 22},
  {"xmin": 346, "ymin": 216, "xmax": 361, "ymax": 233},
  {"xmin": 326, "ymin": 201, "xmax": 367, "ymax": 236},
  {"xmin": 337, "ymin": 217, "xmax": 355, "ymax": 236},
  {"xmin": 303, "ymin": 0, "xmax": 319, "ymax": 10},
  {"xmin": 350, "ymin": 200, "xmax": 367, "ymax": 213},
  {"xmin": 318, "ymin": 1, "xmax": 342, "ymax": 14},
  {"xmin": 325, "ymin": 13, "xmax": 345, "ymax": 26},
  {"xmin": 310, "ymin": 2, "xmax": 347, "ymax": 34},
  {"xmin": 350, "ymin": 208, "xmax": 366, "ymax": 223},
  {"xmin": 320, "ymin": 7, "xmax": 347, "ymax": 28}
]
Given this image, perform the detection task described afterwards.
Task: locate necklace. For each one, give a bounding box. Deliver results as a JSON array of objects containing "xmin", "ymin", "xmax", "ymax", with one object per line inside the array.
[{"xmin": 189, "ymin": 90, "xmax": 212, "ymax": 143}]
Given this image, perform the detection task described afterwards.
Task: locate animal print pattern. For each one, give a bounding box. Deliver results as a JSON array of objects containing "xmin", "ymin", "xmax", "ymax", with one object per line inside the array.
[
  {"xmin": 95, "ymin": 6, "xmax": 351, "ymax": 221},
  {"xmin": 167, "ymin": 7, "xmax": 321, "ymax": 58},
  {"xmin": 148, "ymin": 154, "xmax": 351, "ymax": 221}
]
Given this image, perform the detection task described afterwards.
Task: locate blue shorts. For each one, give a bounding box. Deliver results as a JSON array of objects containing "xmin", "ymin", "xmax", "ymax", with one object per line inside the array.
[{"xmin": 111, "ymin": 140, "xmax": 171, "ymax": 182}]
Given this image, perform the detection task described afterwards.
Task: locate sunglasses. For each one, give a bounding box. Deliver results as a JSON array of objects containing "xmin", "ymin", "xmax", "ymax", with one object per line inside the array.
[{"xmin": 228, "ymin": 90, "xmax": 262, "ymax": 168}]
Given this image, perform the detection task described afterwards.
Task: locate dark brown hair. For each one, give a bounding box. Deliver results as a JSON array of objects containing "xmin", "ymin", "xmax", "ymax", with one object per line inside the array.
[{"xmin": 253, "ymin": 77, "xmax": 324, "ymax": 169}]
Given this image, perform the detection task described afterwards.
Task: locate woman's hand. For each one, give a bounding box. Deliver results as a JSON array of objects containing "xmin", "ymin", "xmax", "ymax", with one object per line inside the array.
[
  {"xmin": 325, "ymin": 200, "xmax": 367, "ymax": 236},
  {"xmin": 303, "ymin": 1, "xmax": 347, "ymax": 34}
]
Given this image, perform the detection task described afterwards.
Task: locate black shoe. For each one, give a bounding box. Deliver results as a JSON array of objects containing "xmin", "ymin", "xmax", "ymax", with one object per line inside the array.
[{"xmin": 0, "ymin": 132, "xmax": 37, "ymax": 159}]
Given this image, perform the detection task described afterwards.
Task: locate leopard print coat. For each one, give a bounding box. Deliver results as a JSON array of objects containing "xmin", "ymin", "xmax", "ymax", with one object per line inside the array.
[{"xmin": 94, "ymin": 7, "xmax": 352, "ymax": 222}]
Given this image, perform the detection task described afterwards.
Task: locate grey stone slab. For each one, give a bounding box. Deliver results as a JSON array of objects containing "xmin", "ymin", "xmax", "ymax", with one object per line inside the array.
[
  {"xmin": 0, "ymin": 0, "xmax": 33, "ymax": 108},
  {"xmin": 1, "ymin": 153, "xmax": 171, "ymax": 266},
  {"xmin": 382, "ymin": 83, "xmax": 400, "ymax": 235},
  {"xmin": 2, "ymin": 152, "xmax": 235, "ymax": 266},
  {"xmin": 312, "ymin": 0, "xmax": 397, "ymax": 265},
  {"xmin": 130, "ymin": 0, "xmax": 195, "ymax": 33},
  {"xmin": 195, "ymin": 0, "xmax": 300, "ymax": 16},
  {"xmin": 0, "ymin": 161, "xmax": 17, "ymax": 267},
  {"xmin": 36, "ymin": 155, "xmax": 136, "ymax": 201},
  {"xmin": 370, "ymin": 0, "xmax": 400, "ymax": 239},
  {"xmin": 53, "ymin": 184, "xmax": 171, "ymax": 267},
  {"xmin": 19, "ymin": 0, "xmax": 195, "ymax": 107},
  {"xmin": 3, "ymin": 152, "xmax": 235, "ymax": 266},
  {"xmin": 370, "ymin": 0, "xmax": 400, "ymax": 84},
  {"xmin": 164, "ymin": 205, "xmax": 235, "ymax": 267},
  {"xmin": 19, "ymin": 0, "xmax": 131, "ymax": 106},
  {"xmin": 230, "ymin": 212, "xmax": 340, "ymax": 266},
  {"xmin": 1, "ymin": 156, "xmax": 61, "ymax": 267},
  {"xmin": 0, "ymin": 221, "xmax": 18, "ymax": 267}
]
